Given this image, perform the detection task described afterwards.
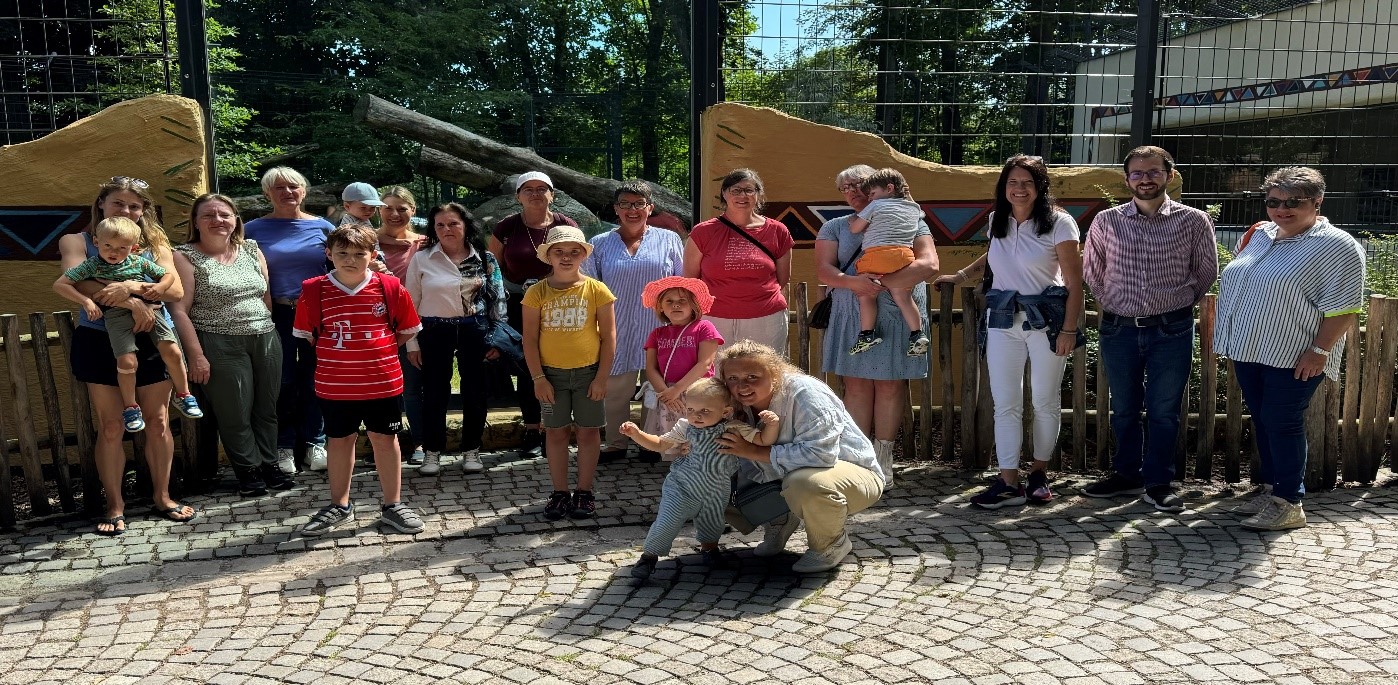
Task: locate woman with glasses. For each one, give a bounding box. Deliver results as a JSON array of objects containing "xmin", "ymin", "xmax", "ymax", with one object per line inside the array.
[
  {"xmin": 582, "ymin": 180, "xmax": 684, "ymax": 462},
  {"xmin": 488, "ymin": 172, "xmax": 579, "ymax": 458},
  {"xmin": 170, "ymin": 194, "xmax": 292, "ymax": 497},
  {"xmin": 937, "ymin": 155, "xmax": 1083, "ymax": 508},
  {"xmin": 1215, "ymin": 166, "xmax": 1365, "ymax": 531},
  {"xmin": 684, "ymin": 168, "xmax": 794, "ymax": 354},
  {"xmin": 376, "ymin": 187, "xmax": 428, "ymax": 464},
  {"xmin": 244, "ymin": 167, "xmax": 337, "ymax": 473},
  {"xmin": 57, "ymin": 176, "xmax": 195, "ymax": 535},
  {"xmin": 815, "ymin": 165, "xmax": 939, "ymax": 484}
]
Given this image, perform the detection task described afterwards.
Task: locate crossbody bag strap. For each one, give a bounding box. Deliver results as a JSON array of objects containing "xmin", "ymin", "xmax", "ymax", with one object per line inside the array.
[
  {"xmin": 716, "ymin": 215, "xmax": 778, "ymax": 264},
  {"xmin": 661, "ymin": 322, "xmax": 694, "ymax": 379}
]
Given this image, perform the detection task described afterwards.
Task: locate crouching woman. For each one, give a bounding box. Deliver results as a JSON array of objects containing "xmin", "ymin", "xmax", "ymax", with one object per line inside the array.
[{"xmin": 715, "ymin": 340, "xmax": 885, "ymax": 573}]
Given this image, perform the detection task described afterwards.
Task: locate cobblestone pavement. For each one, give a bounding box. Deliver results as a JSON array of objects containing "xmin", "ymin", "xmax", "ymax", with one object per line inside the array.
[{"xmin": 0, "ymin": 453, "xmax": 1395, "ymax": 685}]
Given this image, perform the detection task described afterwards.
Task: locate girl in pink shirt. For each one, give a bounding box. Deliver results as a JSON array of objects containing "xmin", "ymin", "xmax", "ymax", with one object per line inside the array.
[{"xmin": 639, "ymin": 277, "xmax": 725, "ymax": 452}]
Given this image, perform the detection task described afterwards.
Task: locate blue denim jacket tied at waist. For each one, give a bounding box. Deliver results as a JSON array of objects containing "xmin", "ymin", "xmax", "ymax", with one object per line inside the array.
[{"xmin": 980, "ymin": 285, "xmax": 1085, "ymax": 350}]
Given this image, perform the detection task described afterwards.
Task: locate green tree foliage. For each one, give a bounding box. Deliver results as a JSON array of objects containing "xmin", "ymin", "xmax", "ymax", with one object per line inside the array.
[{"xmin": 90, "ymin": 0, "xmax": 281, "ymax": 181}]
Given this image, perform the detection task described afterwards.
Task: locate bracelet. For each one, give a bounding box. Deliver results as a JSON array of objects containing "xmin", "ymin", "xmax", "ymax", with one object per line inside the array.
[
  {"xmin": 956, "ymin": 269, "xmax": 968, "ymax": 281},
  {"xmin": 1060, "ymin": 329, "xmax": 1078, "ymax": 334},
  {"xmin": 531, "ymin": 373, "xmax": 546, "ymax": 380}
]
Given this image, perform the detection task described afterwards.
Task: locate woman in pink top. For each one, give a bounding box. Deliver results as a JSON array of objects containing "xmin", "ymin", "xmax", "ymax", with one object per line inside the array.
[{"xmin": 683, "ymin": 168, "xmax": 794, "ymax": 355}]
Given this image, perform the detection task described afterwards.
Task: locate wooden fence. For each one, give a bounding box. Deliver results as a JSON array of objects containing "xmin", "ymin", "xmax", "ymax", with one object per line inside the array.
[
  {"xmin": 1, "ymin": 290, "xmax": 1395, "ymax": 527},
  {"xmin": 787, "ymin": 285, "xmax": 1398, "ymax": 491}
]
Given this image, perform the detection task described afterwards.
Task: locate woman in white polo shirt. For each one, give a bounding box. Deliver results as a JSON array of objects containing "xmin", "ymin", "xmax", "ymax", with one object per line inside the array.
[
  {"xmin": 937, "ymin": 154, "xmax": 1083, "ymax": 509},
  {"xmin": 1215, "ymin": 166, "xmax": 1365, "ymax": 531}
]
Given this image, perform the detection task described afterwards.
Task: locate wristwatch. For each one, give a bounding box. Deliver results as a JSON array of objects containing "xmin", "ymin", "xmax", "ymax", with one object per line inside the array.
[{"xmin": 1309, "ymin": 345, "xmax": 1330, "ymax": 357}]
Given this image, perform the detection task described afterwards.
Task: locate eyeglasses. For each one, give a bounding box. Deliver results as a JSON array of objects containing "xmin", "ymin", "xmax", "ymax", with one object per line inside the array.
[
  {"xmin": 1264, "ymin": 197, "xmax": 1315, "ymax": 209},
  {"xmin": 111, "ymin": 176, "xmax": 149, "ymax": 190},
  {"xmin": 519, "ymin": 186, "xmax": 552, "ymax": 196},
  {"xmin": 1127, "ymin": 169, "xmax": 1167, "ymax": 182},
  {"xmin": 725, "ymin": 186, "xmax": 759, "ymax": 196},
  {"xmin": 837, "ymin": 183, "xmax": 863, "ymax": 193},
  {"xmin": 614, "ymin": 201, "xmax": 650, "ymax": 210}
]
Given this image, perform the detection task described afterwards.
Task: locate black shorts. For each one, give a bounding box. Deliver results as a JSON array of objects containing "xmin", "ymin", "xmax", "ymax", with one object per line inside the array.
[
  {"xmin": 69, "ymin": 324, "xmax": 169, "ymax": 388},
  {"xmin": 320, "ymin": 395, "xmax": 404, "ymax": 438}
]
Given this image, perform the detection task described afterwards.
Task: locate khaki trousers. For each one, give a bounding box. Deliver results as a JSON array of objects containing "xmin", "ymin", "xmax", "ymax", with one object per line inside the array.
[
  {"xmin": 603, "ymin": 370, "xmax": 640, "ymax": 450},
  {"xmin": 728, "ymin": 460, "xmax": 885, "ymax": 551}
]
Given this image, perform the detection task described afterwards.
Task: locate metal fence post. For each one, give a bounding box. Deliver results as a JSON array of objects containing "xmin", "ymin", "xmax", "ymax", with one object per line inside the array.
[
  {"xmin": 173, "ymin": 0, "xmax": 218, "ymax": 192},
  {"xmin": 690, "ymin": 0, "xmax": 722, "ymax": 221},
  {"xmin": 1130, "ymin": 0, "xmax": 1161, "ymax": 147}
]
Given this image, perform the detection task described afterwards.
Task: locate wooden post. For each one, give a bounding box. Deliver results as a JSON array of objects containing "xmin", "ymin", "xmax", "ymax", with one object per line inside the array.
[
  {"xmin": 1093, "ymin": 310, "xmax": 1111, "ymax": 469},
  {"xmin": 0, "ymin": 369, "xmax": 13, "ymax": 528},
  {"xmin": 2, "ymin": 315, "xmax": 51, "ymax": 515},
  {"xmin": 937, "ymin": 286, "xmax": 954, "ymax": 463},
  {"xmin": 1195, "ymin": 295, "xmax": 1217, "ymax": 480},
  {"xmin": 1356, "ymin": 295, "xmax": 1387, "ymax": 482},
  {"xmin": 1070, "ymin": 343, "xmax": 1087, "ymax": 472},
  {"xmin": 1223, "ymin": 360, "xmax": 1244, "ymax": 483},
  {"xmin": 975, "ymin": 342, "xmax": 994, "ymax": 469},
  {"xmin": 1366, "ymin": 298, "xmax": 1398, "ymax": 481},
  {"xmin": 53, "ymin": 313, "xmax": 100, "ymax": 513},
  {"xmin": 28, "ymin": 315, "xmax": 75, "ymax": 512},
  {"xmin": 960, "ymin": 288, "xmax": 980, "ymax": 465},
  {"xmin": 1340, "ymin": 316, "xmax": 1363, "ymax": 482},
  {"xmin": 1304, "ymin": 378, "xmax": 1329, "ymax": 492},
  {"xmin": 795, "ymin": 284, "xmax": 810, "ymax": 373}
]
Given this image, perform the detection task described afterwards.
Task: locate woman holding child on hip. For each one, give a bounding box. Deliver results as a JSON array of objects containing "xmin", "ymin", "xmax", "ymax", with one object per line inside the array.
[
  {"xmin": 55, "ymin": 176, "xmax": 197, "ymax": 535},
  {"xmin": 169, "ymin": 194, "xmax": 291, "ymax": 498},
  {"xmin": 936, "ymin": 154, "xmax": 1083, "ymax": 509},
  {"xmin": 815, "ymin": 165, "xmax": 939, "ymax": 484},
  {"xmin": 684, "ymin": 169, "xmax": 793, "ymax": 353},
  {"xmin": 404, "ymin": 203, "xmax": 506, "ymax": 476}
]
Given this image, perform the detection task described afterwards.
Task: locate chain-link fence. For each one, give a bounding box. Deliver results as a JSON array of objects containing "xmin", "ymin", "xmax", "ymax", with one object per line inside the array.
[
  {"xmin": 1, "ymin": 0, "xmax": 176, "ymax": 146},
  {"xmin": 720, "ymin": 0, "xmax": 1397, "ymax": 234}
]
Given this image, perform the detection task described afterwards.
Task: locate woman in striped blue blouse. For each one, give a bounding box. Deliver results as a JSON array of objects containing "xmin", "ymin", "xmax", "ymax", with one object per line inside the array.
[{"xmin": 1215, "ymin": 166, "xmax": 1365, "ymax": 531}]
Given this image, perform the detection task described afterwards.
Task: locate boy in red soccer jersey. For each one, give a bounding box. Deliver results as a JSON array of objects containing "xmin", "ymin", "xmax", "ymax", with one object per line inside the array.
[{"xmin": 292, "ymin": 225, "xmax": 425, "ymax": 536}]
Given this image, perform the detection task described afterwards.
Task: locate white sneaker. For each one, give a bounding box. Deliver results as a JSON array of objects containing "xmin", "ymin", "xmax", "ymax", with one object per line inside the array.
[
  {"xmin": 791, "ymin": 532, "xmax": 853, "ymax": 573},
  {"xmin": 874, "ymin": 439, "xmax": 895, "ymax": 487},
  {"xmin": 1240, "ymin": 496, "xmax": 1307, "ymax": 531},
  {"xmin": 1231, "ymin": 484, "xmax": 1273, "ymax": 516},
  {"xmin": 754, "ymin": 513, "xmax": 801, "ymax": 557},
  {"xmin": 276, "ymin": 448, "xmax": 297, "ymax": 475},
  {"xmin": 460, "ymin": 449, "xmax": 484, "ymax": 473},
  {"xmin": 419, "ymin": 450, "xmax": 441, "ymax": 475},
  {"xmin": 307, "ymin": 444, "xmax": 328, "ymax": 472}
]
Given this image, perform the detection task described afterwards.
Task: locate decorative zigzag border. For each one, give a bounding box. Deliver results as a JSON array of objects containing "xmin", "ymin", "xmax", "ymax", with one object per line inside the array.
[{"xmin": 1091, "ymin": 62, "xmax": 1398, "ymax": 127}]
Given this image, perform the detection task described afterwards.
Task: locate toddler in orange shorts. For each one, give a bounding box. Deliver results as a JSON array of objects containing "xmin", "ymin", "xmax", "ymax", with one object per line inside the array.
[{"xmin": 847, "ymin": 167, "xmax": 929, "ymax": 356}]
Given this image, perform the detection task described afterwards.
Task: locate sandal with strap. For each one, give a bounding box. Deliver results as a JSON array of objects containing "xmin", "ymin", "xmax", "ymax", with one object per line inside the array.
[
  {"xmin": 96, "ymin": 515, "xmax": 126, "ymax": 536},
  {"xmin": 150, "ymin": 503, "xmax": 197, "ymax": 523}
]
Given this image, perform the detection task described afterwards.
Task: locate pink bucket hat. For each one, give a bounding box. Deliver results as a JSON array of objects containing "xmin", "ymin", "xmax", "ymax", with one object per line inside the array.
[{"xmin": 642, "ymin": 276, "xmax": 715, "ymax": 315}]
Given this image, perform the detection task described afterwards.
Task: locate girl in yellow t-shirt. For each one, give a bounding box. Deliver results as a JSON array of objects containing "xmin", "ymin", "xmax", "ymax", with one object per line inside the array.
[{"xmin": 523, "ymin": 226, "xmax": 617, "ymax": 521}]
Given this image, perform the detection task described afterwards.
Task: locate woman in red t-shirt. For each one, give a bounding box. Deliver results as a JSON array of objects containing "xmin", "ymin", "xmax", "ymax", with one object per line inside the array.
[
  {"xmin": 683, "ymin": 168, "xmax": 794, "ymax": 355},
  {"xmin": 487, "ymin": 171, "xmax": 579, "ymax": 457}
]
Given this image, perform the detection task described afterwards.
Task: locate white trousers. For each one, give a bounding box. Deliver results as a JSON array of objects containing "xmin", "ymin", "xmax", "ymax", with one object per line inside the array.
[
  {"xmin": 709, "ymin": 309, "xmax": 790, "ymax": 357},
  {"xmin": 985, "ymin": 313, "xmax": 1067, "ymax": 470}
]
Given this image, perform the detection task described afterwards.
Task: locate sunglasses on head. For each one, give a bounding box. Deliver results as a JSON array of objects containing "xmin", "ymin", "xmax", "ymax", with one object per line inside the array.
[
  {"xmin": 1264, "ymin": 197, "xmax": 1314, "ymax": 209},
  {"xmin": 110, "ymin": 176, "xmax": 149, "ymax": 190}
]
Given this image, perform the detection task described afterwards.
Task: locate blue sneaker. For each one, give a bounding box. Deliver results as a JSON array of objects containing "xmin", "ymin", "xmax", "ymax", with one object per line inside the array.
[
  {"xmin": 122, "ymin": 406, "xmax": 146, "ymax": 432},
  {"xmin": 173, "ymin": 393, "xmax": 203, "ymax": 419},
  {"xmin": 970, "ymin": 477, "xmax": 1026, "ymax": 510}
]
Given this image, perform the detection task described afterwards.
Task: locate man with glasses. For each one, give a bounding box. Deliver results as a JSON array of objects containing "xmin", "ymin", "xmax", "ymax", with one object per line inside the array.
[{"xmin": 1081, "ymin": 146, "xmax": 1217, "ymax": 512}]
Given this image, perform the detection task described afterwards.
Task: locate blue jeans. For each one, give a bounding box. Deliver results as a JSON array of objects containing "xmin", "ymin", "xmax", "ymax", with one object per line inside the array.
[
  {"xmin": 398, "ymin": 347, "xmax": 424, "ymax": 447},
  {"xmin": 1232, "ymin": 361, "xmax": 1322, "ymax": 503},
  {"xmin": 1099, "ymin": 316, "xmax": 1194, "ymax": 488},
  {"xmin": 271, "ymin": 303, "xmax": 325, "ymax": 450}
]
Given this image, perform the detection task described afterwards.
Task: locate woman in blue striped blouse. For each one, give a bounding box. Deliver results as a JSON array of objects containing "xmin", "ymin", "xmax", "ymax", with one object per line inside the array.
[{"xmin": 1215, "ymin": 166, "xmax": 1365, "ymax": 531}]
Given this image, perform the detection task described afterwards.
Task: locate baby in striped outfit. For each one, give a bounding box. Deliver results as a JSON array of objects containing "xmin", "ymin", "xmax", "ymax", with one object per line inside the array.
[{"xmin": 620, "ymin": 377, "xmax": 781, "ymax": 579}]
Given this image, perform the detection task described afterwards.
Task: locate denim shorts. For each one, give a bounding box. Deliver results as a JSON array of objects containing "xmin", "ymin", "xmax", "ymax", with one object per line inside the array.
[{"xmin": 540, "ymin": 364, "xmax": 603, "ymax": 429}]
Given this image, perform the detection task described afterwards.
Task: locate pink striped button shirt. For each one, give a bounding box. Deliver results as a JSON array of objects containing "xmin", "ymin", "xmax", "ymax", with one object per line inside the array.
[{"xmin": 1082, "ymin": 199, "xmax": 1218, "ymax": 318}]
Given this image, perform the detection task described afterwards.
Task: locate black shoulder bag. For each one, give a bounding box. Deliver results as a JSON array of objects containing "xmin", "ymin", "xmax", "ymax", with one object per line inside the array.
[{"xmin": 808, "ymin": 249, "xmax": 862, "ymax": 330}]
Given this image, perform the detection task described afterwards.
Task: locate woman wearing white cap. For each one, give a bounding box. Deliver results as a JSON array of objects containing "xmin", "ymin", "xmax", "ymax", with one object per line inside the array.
[{"xmin": 488, "ymin": 171, "xmax": 579, "ymax": 458}]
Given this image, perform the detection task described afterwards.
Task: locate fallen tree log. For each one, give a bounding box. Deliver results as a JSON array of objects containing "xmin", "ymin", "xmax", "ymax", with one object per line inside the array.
[
  {"xmin": 418, "ymin": 147, "xmax": 507, "ymax": 191},
  {"xmin": 355, "ymin": 94, "xmax": 692, "ymax": 227}
]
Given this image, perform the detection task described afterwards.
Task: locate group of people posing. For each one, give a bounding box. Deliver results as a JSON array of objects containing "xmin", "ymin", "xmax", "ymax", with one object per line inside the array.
[{"xmin": 52, "ymin": 144, "xmax": 1365, "ymax": 577}]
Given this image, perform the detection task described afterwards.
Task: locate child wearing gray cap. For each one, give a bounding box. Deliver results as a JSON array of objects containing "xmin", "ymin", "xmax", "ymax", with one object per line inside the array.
[{"xmin": 340, "ymin": 182, "xmax": 385, "ymax": 228}]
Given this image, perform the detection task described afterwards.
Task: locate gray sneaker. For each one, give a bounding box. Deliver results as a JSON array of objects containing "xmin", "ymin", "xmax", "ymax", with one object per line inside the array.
[
  {"xmin": 380, "ymin": 502, "xmax": 424, "ymax": 534},
  {"xmin": 1240, "ymin": 496, "xmax": 1306, "ymax": 531},
  {"xmin": 1231, "ymin": 484, "xmax": 1273, "ymax": 516},
  {"xmin": 301, "ymin": 504, "xmax": 354, "ymax": 536}
]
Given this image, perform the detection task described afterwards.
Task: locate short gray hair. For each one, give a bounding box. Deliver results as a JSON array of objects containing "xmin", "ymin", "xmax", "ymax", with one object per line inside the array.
[
  {"xmin": 260, "ymin": 166, "xmax": 309, "ymax": 196},
  {"xmin": 1261, "ymin": 166, "xmax": 1326, "ymax": 200},
  {"xmin": 835, "ymin": 164, "xmax": 876, "ymax": 188}
]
